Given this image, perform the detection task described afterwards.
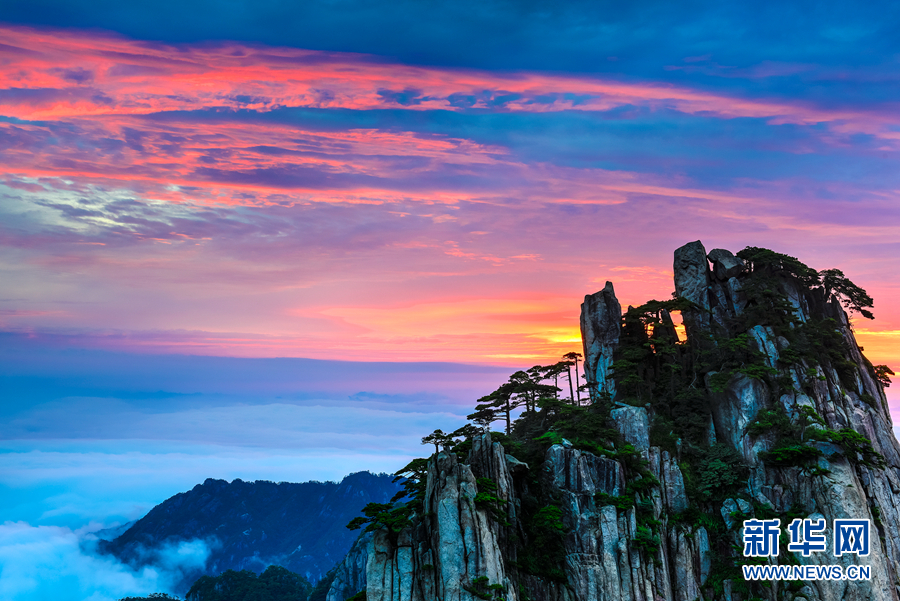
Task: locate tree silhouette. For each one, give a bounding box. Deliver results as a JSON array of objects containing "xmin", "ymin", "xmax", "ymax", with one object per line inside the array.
[
  {"xmin": 542, "ymin": 361, "xmax": 570, "ymax": 401},
  {"xmin": 422, "ymin": 429, "xmax": 452, "ymax": 455},
  {"xmin": 346, "ymin": 502, "xmax": 413, "ymax": 545},
  {"xmin": 874, "ymin": 365, "xmax": 894, "ymax": 388},
  {"xmin": 819, "ymin": 268, "xmax": 875, "ymax": 320},
  {"xmin": 467, "ymin": 404, "xmax": 499, "ymax": 431},
  {"xmin": 391, "ymin": 457, "xmax": 429, "ymax": 507},
  {"xmin": 560, "ymin": 358, "xmax": 576, "ymax": 403},
  {"xmin": 562, "ymin": 352, "xmax": 583, "ymax": 405},
  {"xmin": 451, "ymin": 423, "xmax": 480, "ymax": 440},
  {"xmin": 513, "ymin": 367, "xmax": 560, "ymax": 412},
  {"xmin": 468, "ymin": 381, "xmax": 520, "ymax": 434}
]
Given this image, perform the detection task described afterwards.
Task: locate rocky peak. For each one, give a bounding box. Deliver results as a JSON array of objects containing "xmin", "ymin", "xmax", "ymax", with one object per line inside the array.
[
  {"xmin": 580, "ymin": 280, "xmax": 621, "ymax": 401},
  {"xmin": 333, "ymin": 242, "xmax": 900, "ymax": 601},
  {"xmin": 674, "ymin": 240, "xmax": 712, "ymax": 336}
]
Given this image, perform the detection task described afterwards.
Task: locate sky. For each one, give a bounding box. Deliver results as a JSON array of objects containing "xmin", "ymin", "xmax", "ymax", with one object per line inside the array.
[{"xmin": 2, "ymin": 1, "xmax": 900, "ymax": 598}]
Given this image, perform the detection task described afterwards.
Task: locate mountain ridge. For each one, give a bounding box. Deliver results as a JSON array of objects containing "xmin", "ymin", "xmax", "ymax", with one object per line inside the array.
[{"xmin": 101, "ymin": 471, "xmax": 401, "ymax": 593}]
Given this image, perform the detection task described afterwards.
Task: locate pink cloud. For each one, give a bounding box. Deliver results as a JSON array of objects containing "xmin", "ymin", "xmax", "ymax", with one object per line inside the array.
[{"xmin": 0, "ymin": 25, "xmax": 898, "ymax": 145}]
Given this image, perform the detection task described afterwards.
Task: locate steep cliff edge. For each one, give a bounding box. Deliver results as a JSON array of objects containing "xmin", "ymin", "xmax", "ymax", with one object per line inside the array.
[{"xmin": 332, "ymin": 242, "xmax": 900, "ymax": 601}]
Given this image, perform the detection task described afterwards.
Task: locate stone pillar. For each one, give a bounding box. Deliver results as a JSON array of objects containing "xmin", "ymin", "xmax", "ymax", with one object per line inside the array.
[{"xmin": 580, "ymin": 281, "xmax": 621, "ymax": 401}]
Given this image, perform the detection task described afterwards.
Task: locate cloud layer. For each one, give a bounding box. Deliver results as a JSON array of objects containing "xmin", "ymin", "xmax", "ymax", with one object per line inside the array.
[
  {"xmin": 0, "ymin": 521, "xmax": 210, "ymax": 601},
  {"xmin": 0, "ymin": 338, "xmax": 509, "ymax": 527}
]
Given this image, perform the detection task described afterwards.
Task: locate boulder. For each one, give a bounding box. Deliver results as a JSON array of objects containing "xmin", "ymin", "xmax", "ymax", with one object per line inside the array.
[
  {"xmin": 721, "ymin": 498, "xmax": 738, "ymax": 530},
  {"xmin": 707, "ymin": 248, "xmax": 745, "ymax": 280},
  {"xmin": 610, "ymin": 405, "xmax": 650, "ymax": 451},
  {"xmin": 661, "ymin": 451, "xmax": 688, "ymax": 513},
  {"xmin": 696, "ymin": 526, "xmax": 711, "ymax": 585}
]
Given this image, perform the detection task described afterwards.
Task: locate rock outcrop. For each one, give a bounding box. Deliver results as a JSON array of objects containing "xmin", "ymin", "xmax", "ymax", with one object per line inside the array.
[
  {"xmin": 362, "ymin": 440, "xmax": 517, "ymax": 601},
  {"xmin": 328, "ymin": 242, "xmax": 900, "ymax": 601},
  {"xmin": 708, "ymin": 248, "xmax": 745, "ymax": 280},
  {"xmin": 674, "ymin": 240, "xmax": 711, "ymax": 337},
  {"xmin": 581, "ymin": 281, "xmax": 621, "ymax": 401},
  {"xmin": 326, "ymin": 532, "xmax": 372, "ymax": 601}
]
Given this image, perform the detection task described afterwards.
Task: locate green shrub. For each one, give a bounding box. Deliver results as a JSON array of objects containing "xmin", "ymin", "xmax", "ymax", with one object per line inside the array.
[
  {"xmin": 462, "ymin": 576, "xmax": 506, "ymax": 601},
  {"xmin": 808, "ymin": 427, "xmax": 886, "ymax": 469},
  {"xmin": 474, "ymin": 478, "xmax": 511, "ymax": 525},
  {"xmin": 696, "ymin": 444, "xmax": 747, "ymax": 501},
  {"xmin": 649, "ymin": 415, "xmax": 679, "ymax": 454},
  {"xmin": 859, "ymin": 392, "xmax": 878, "ymax": 408},
  {"xmin": 594, "ymin": 493, "xmax": 633, "ymax": 511},
  {"xmin": 632, "ymin": 525, "xmax": 660, "ymax": 555},
  {"xmin": 759, "ymin": 444, "xmax": 823, "ymax": 466},
  {"xmin": 746, "ymin": 407, "xmax": 791, "ymax": 437},
  {"xmin": 517, "ymin": 505, "xmax": 568, "ymax": 582}
]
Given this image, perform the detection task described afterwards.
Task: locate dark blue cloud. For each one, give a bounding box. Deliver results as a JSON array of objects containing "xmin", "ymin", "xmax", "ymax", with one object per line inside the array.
[
  {"xmin": 48, "ymin": 67, "xmax": 94, "ymax": 84},
  {"xmin": 377, "ymin": 88, "xmax": 425, "ymax": 106},
  {"xmin": 138, "ymin": 106, "xmax": 900, "ymax": 189},
  {"xmin": 3, "ymin": 0, "xmax": 900, "ymax": 107},
  {"xmin": 192, "ymin": 164, "xmax": 381, "ymax": 189}
]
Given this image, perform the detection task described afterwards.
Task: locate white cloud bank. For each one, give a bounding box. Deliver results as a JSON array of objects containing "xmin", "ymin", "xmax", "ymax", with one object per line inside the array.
[{"xmin": 0, "ymin": 521, "xmax": 210, "ymax": 601}]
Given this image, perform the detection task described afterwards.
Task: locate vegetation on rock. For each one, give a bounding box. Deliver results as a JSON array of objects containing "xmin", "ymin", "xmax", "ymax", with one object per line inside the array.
[{"xmin": 186, "ymin": 566, "xmax": 313, "ymax": 601}]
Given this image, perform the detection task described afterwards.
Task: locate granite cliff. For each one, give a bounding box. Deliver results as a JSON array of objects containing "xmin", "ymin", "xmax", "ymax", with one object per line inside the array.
[{"xmin": 328, "ymin": 242, "xmax": 900, "ymax": 601}]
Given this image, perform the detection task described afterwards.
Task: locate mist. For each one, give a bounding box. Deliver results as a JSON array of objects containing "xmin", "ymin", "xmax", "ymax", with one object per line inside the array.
[{"xmin": 0, "ymin": 521, "xmax": 212, "ymax": 601}]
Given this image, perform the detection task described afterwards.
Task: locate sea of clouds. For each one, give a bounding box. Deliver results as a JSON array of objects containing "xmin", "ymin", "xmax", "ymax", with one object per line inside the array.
[
  {"xmin": 0, "ymin": 521, "xmax": 212, "ymax": 600},
  {"xmin": 0, "ymin": 341, "xmax": 512, "ymax": 599}
]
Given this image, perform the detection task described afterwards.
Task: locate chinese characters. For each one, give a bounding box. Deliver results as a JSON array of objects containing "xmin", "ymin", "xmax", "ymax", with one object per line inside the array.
[{"xmin": 742, "ymin": 518, "xmax": 871, "ymax": 557}]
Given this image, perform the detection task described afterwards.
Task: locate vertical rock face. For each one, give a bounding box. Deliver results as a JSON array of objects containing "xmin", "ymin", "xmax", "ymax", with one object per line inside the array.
[
  {"xmin": 363, "ymin": 440, "xmax": 516, "ymax": 601},
  {"xmin": 708, "ymin": 372, "xmax": 768, "ymax": 462},
  {"xmin": 326, "ymin": 532, "xmax": 371, "ymax": 601},
  {"xmin": 581, "ymin": 281, "xmax": 622, "ymax": 401},
  {"xmin": 332, "ymin": 242, "xmax": 900, "ymax": 601}
]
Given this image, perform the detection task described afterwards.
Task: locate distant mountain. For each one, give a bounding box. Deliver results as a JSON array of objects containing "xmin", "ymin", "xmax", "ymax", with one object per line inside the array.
[
  {"xmin": 100, "ymin": 471, "xmax": 400, "ymax": 592},
  {"xmin": 92, "ymin": 520, "xmax": 137, "ymax": 541}
]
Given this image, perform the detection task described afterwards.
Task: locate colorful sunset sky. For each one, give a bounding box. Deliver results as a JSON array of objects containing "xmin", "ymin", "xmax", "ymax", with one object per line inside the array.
[{"xmin": 2, "ymin": 2, "xmax": 900, "ymax": 598}]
